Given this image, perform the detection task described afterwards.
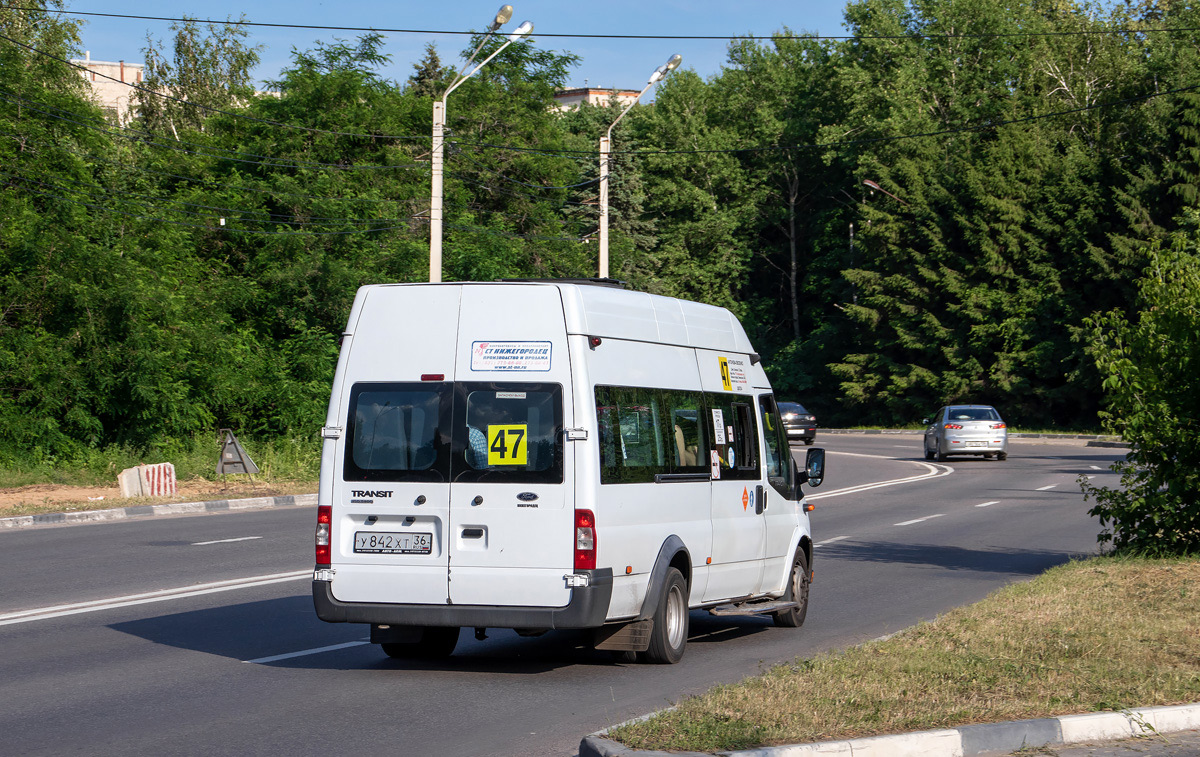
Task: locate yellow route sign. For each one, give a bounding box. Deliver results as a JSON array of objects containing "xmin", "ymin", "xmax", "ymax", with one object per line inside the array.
[
  {"xmin": 719, "ymin": 356, "xmax": 732, "ymax": 391},
  {"xmin": 487, "ymin": 424, "xmax": 528, "ymax": 466}
]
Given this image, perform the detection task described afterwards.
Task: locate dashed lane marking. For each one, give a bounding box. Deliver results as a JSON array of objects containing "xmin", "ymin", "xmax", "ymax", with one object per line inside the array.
[
  {"xmin": 192, "ymin": 536, "xmax": 264, "ymax": 546},
  {"xmin": 814, "ymin": 535, "xmax": 850, "ymax": 548},
  {"xmin": 975, "ymin": 501, "xmax": 1000, "ymax": 508},
  {"xmin": 244, "ymin": 639, "xmax": 370, "ymax": 664},
  {"xmin": 894, "ymin": 514, "xmax": 945, "ymax": 526},
  {"xmin": 1036, "ymin": 484, "xmax": 1058, "ymax": 491}
]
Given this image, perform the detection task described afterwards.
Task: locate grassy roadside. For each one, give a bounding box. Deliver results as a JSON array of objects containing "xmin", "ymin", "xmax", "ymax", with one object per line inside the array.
[
  {"xmin": 608, "ymin": 556, "xmax": 1200, "ymax": 753},
  {"xmin": 0, "ymin": 434, "xmax": 320, "ymax": 517}
]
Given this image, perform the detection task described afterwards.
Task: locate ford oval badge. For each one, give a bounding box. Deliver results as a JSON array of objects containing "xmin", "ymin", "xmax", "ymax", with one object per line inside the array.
[{"xmin": 517, "ymin": 492, "xmax": 539, "ymax": 502}]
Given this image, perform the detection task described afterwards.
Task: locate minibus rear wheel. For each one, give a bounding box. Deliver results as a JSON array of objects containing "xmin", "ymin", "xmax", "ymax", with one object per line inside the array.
[
  {"xmin": 642, "ymin": 568, "xmax": 689, "ymax": 664},
  {"xmin": 380, "ymin": 626, "xmax": 460, "ymax": 659}
]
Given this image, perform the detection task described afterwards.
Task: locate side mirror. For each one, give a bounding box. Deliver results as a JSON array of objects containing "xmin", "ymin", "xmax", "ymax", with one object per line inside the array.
[
  {"xmin": 803, "ymin": 447, "xmax": 825, "ymax": 488},
  {"xmin": 921, "ymin": 418, "xmax": 930, "ymax": 425},
  {"xmin": 793, "ymin": 448, "xmax": 826, "ymax": 496}
]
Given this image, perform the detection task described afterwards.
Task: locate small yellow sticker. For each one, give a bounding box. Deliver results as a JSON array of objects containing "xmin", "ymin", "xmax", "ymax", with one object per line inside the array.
[
  {"xmin": 719, "ymin": 356, "xmax": 732, "ymax": 391},
  {"xmin": 487, "ymin": 425, "xmax": 528, "ymax": 466}
]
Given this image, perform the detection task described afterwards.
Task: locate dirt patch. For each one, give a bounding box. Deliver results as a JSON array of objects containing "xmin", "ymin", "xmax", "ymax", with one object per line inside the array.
[{"xmin": 0, "ymin": 478, "xmax": 317, "ymax": 517}]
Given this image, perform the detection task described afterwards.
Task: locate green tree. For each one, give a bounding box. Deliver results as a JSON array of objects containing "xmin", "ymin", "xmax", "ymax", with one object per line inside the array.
[
  {"xmin": 136, "ymin": 16, "xmax": 261, "ymax": 137},
  {"xmin": 1081, "ymin": 217, "xmax": 1200, "ymax": 555}
]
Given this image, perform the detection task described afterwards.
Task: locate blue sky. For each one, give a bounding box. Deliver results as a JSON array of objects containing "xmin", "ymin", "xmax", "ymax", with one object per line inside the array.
[{"xmin": 66, "ymin": 0, "xmax": 853, "ymax": 99}]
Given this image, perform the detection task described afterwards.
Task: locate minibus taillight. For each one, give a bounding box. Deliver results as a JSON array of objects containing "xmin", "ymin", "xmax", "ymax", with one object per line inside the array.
[
  {"xmin": 315, "ymin": 505, "xmax": 332, "ymax": 566},
  {"xmin": 574, "ymin": 509, "xmax": 597, "ymax": 570}
]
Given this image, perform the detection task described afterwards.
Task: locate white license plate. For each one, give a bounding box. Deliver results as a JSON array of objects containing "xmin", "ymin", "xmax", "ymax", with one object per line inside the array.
[
  {"xmin": 965, "ymin": 441, "xmax": 986, "ymax": 448},
  {"xmin": 354, "ymin": 531, "xmax": 433, "ymax": 554}
]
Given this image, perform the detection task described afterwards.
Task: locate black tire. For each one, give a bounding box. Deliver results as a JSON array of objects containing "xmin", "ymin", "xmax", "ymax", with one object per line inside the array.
[
  {"xmin": 997, "ymin": 451, "xmax": 1008, "ymax": 461},
  {"xmin": 772, "ymin": 552, "xmax": 810, "ymax": 628},
  {"xmin": 924, "ymin": 444, "xmax": 935, "ymax": 461},
  {"xmin": 804, "ymin": 439, "xmax": 814, "ymax": 446},
  {"xmin": 642, "ymin": 568, "xmax": 688, "ymax": 664},
  {"xmin": 936, "ymin": 445, "xmax": 947, "ymax": 462},
  {"xmin": 380, "ymin": 626, "xmax": 460, "ymax": 659}
]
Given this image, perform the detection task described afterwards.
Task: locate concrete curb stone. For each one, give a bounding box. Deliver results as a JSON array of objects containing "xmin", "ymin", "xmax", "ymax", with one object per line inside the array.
[
  {"xmin": 0, "ymin": 493, "xmax": 317, "ymax": 530},
  {"xmin": 579, "ymin": 703, "xmax": 1200, "ymax": 757}
]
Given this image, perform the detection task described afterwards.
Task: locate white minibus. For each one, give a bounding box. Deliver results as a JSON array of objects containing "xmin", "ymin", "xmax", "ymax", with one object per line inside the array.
[{"xmin": 313, "ymin": 280, "xmax": 825, "ymax": 663}]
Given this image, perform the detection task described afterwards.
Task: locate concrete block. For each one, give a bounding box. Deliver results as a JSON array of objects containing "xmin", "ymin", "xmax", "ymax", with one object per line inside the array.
[
  {"xmin": 958, "ymin": 718, "xmax": 1061, "ymax": 755},
  {"xmin": 1057, "ymin": 712, "xmax": 1138, "ymax": 744},
  {"xmin": 845, "ymin": 729, "xmax": 962, "ymax": 757},
  {"xmin": 1136, "ymin": 703, "xmax": 1200, "ymax": 734}
]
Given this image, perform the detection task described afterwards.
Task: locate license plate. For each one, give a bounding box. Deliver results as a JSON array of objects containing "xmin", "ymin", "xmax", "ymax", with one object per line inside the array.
[
  {"xmin": 965, "ymin": 441, "xmax": 986, "ymax": 448},
  {"xmin": 354, "ymin": 531, "xmax": 433, "ymax": 554}
]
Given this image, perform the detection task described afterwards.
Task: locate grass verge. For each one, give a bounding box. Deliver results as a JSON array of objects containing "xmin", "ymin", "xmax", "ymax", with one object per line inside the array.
[
  {"xmin": 608, "ymin": 555, "xmax": 1200, "ymax": 753},
  {"xmin": 0, "ymin": 433, "xmax": 320, "ymax": 516}
]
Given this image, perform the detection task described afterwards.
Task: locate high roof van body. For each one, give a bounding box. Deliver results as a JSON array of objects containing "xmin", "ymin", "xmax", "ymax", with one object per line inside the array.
[{"xmin": 313, "ymin": 281, "xmax": 824, "ymax": 662}]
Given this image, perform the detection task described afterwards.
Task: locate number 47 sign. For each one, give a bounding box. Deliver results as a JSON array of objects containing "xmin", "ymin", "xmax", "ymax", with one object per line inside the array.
[{"xmin": 487, "ymin": 425, "xmax": 528, "ymax": 466}]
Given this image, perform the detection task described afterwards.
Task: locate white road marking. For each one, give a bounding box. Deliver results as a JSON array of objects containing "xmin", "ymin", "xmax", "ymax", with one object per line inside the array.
[
  {"xmin": 0, "ymin": 570, "xmax": 311, "ymax": 626},
  {"xmin": 807, "ymin": 453, "xmax": 952, "ymax": 501},
  {"xmin": 894, "ymin": 514, "xmax": 944, "ymax": 526},
  {"xmin": 975, "ymin": 501, "xmax": 1000, "ymax": 508},
  {"xmin": 1036, "ymin": 484, "xmax": 1058, "ymax": 491},
  {"xmin": 814, "ymin": 535, "xmax": 850, "ymax": 548},
  {"xmin": 1090, "ymin": 466, "xmax": 1102, "ymax": 470},
  {"xmin": 244, "ymin": 639, "xmax": 370, "ymax": 664},
  {"xmin": 192, "ymin": 536, "xmax": 263, "ymax": 546}
]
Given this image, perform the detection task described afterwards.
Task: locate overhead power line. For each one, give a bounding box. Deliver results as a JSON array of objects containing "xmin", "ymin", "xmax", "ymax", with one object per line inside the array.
[{"xmin": 12, "ymin": 6, "xmax": 1200, "ymax": 40}]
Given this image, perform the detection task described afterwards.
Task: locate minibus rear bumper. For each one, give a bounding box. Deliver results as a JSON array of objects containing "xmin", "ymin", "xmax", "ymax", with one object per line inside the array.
[{"xmin": 312, "ymin": 568, "xmax": 613, "ymax": 629}]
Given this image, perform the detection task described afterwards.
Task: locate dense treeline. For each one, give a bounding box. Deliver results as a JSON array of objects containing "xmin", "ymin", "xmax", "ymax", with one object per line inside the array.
[{"xmin": 2, "ymin": 0, "xmax": 1199, "ymax": 457}]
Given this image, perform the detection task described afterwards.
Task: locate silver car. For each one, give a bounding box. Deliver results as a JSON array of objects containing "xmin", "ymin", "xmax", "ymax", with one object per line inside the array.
[{"xmin": 923, "ymin": 405, "xmax": 1008, "ymax": 461}]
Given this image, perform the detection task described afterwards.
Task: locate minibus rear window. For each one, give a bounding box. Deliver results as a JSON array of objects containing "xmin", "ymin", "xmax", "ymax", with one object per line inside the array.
[
  {"xmin": 344, "ymin": 383, "xmax": 452, "ymax": 482},
  {"xmin": 452, "ymin": 383, "xmax": 564, "ymax": 484}
]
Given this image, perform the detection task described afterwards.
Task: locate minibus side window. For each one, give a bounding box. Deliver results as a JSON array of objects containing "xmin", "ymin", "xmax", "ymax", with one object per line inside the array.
[
  {"xmin": 758, "ymin": 394, "xmax": 791, "ymax": 497},
  {"xmin": 595, "ymin": 386, "xmax": 671, "ymax": 483},
  {"xmin": 661, "ymin": 389, "xmax": 708, "ymax": 474},
  {"xmin": 704, "ymin": 392, "xmax": 760, "ymax": 480},
  {"xmin": 343, "ymin": 383, "xmax": 452, "ymax": 482}
]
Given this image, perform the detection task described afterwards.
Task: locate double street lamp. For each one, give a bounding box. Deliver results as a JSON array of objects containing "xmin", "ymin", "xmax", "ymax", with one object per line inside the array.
[
  {"xmin": 598, "ymin": 53, "xmax": 681, "ymax": 280},
  {"xmin": 429, "ymin": 6, "xmax": 533, "ymax": 283}
]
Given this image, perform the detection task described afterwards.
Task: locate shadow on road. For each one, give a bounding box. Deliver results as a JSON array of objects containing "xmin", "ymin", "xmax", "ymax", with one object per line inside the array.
[{"xmin": 817, "ymin": 540, "xmax": 1093, "ymax": 576}]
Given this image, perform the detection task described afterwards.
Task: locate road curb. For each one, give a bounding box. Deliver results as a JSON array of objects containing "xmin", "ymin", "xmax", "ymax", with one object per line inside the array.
[
  {"xmin": 580, "ymin": 703, "xmax": 1200, "ymax": 757},
  {"xmin": 0, "ymin": 493, "xmax": 318, "ymax": 530}
]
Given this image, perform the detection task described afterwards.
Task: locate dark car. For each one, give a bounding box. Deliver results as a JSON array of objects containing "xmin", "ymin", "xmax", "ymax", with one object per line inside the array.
[{"xmin": 778, "ymin": 401, "xmax": 817, "ymax": 445}]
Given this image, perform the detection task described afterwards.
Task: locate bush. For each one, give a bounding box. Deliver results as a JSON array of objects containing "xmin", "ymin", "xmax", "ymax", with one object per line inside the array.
[{"xmin": 1081, "ymin": 219, "xmax": 1200, "ymax": 555}]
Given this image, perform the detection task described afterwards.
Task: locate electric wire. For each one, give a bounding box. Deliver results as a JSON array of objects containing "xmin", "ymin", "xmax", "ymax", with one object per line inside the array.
[
  {"xmin": 0, "ymin": 30, "xmax": 432, "ymax": 142},
  {"xmin": 0, "ymin": 88, "xmax": 429, "ymax": 171},
  {"xmin": 13, "ymin": 7, "xmax": 1200, "ymax": 41}
]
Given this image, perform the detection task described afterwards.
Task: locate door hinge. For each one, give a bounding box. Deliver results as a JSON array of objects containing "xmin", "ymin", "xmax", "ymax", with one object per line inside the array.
[
  {"xmin": 565, "ymin": 428, "xmax": 588, "ymax": 441},
  {"xmin": 321, "ymin": 426, "xmax": 343, "ymax": 439}
]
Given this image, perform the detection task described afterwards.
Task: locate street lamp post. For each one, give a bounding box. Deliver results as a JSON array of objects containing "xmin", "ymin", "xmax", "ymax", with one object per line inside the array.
[
  {"xmin": 598, "ymin": 53, "xmax": 681, "ymax": 280},
  {"xmin": 429, "ymin": 7, "xmax": 533, "ymax": 283},
  {"xmin": 862, "ymin": 179, "xmax": 908, "ymax": 207}
]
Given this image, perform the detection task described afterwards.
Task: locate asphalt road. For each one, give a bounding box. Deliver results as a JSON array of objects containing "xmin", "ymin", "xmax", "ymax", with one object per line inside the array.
[{"xmin": 0, "ymin": 434, "xmax": 1118, "ymax": 757}]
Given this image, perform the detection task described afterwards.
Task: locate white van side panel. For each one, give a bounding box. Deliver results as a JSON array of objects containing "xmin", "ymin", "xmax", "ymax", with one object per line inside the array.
[
  {"xmin": 563, "ymin": 285, "xmax": 754, "ymax": 354},
  {"xmin": 584, "ymin": 337, "xmax": 713, "ymax": 617}
]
